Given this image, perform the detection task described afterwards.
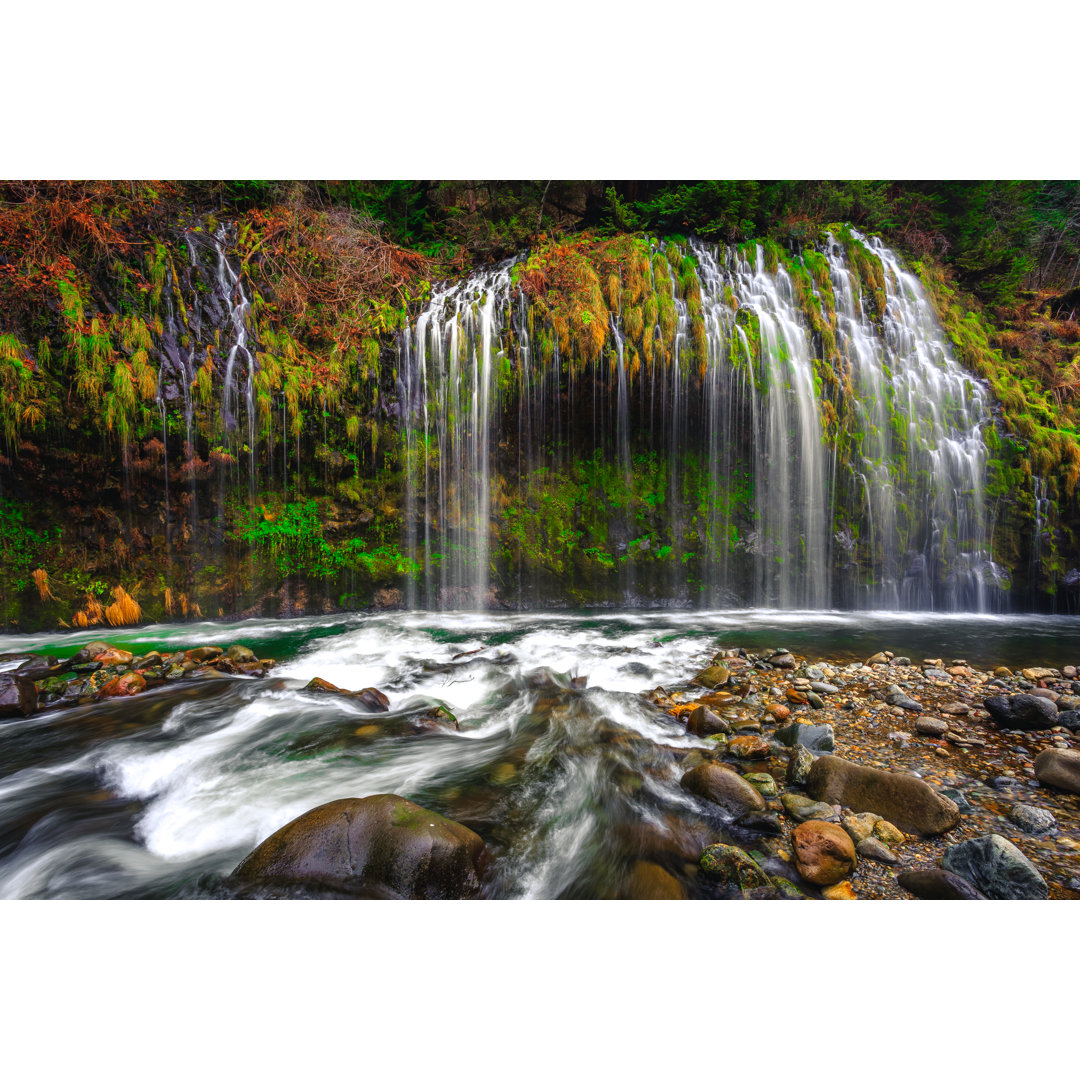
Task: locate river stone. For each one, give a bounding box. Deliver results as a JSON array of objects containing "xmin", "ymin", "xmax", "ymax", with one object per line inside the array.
[
  {"xmin": 681, "ymin": 763, "xmax": 765, "ymax": 816},
  {"xmin": 873, "ymin": 819, "xmax": 906, "ymax": 846},
  {"xmin": 841, "ymin": 811, "xmax": 881, "ymax": 845},
  {"xmin": 699, "ymin": 843, "xmax": 773, "ymax": 891},
  {"xmin": 71, "ymin": 641, "xmax": 115, "ymax": 664},
  {"xmin": 0, "ymin": 674, "xmax": 38, "ymax": 718},
  {"xmin": 916, "ymin": 717, "xmax": 949, "ymax": 737},
  {"xmin": 940, "ymin": 701, "xmax": 970, "ymax": 716},
  {"xmin": 983, "ymin": 694, "xmax": 1058, "ymax": 730},
  {"xmin": 1021, "ymin": 667, "xmax": 1057, "ymax": 681},
  {"xmin": 728, "ymin": 735, "xmax": 771, "ymax": 760},
  {"xmin": 857, "ymin": 836, "xmax": 899, "ymax": 864},
  {"xmin": 897, "ymin": 869, "xmax": 988, "ymax": 900},
  {"xmin": 231, "ymin": 794, "xmax": 491, "ymax": 899},
  {"xmin": 96, "ymin": 672, "xmax": 147, "ymax": 699},
  {"xmin": 1054, "ymin": 710, "xmax": 1080, "ymax": 732},
  {"xmin": 781, "ymin": 793, "xmax": 838, "ymax": 822},
  {"xmin": 809, "ymin": 682, "xmax": 839, "ymax": 695},
  {"xmin": 792, "ymin": 821, "xmax": 856, "ymax": 886},
  {"xmin": 733, "ymin": 812, "xmax": 784, "ymax": 836},
  {"xmin": 1008, "ymin": 804, "xmax": 1057, "ymax": 834},
  {"xmin": 769, "ymin": 652, "xmax": 796, "ymax": 669},
  {"xmin": 775, "ymin": 721, "xmax": 835, "ymax": 753},
  {"xmin": 686, "ymin": 704, "xmax": 732, "ymax": 737},
  {"xmin": 185, "ymin": 646, "xmax": 224, "ymax": 663},
  {"xmin": 227, "ymin": 644, "xmax": 257, "ymax": 663},
  {"xmin": 620, "ymin": 861, "xmax": 687, "ymax": 900},
  {"xmin": 694, "ymin": 665, "xmax": 731, "ymax": 689},
  {"xmin": 743, "ymin": 772, "xmax": 778, "ymax": 798},
  {"xmin": 14, "ymin": 655, "xmax": 54, "ymax": 679},
  {"xmin": 924, "ymin": 668, "xmax": 952, "ymax": 682},
  {"xmin": 867, "ymin": 652, "xmax": 889, "ymax": 665},
  {"xmin": 821, "ymin": 881, "xmax": 857, "ymax": 900},
  {"xmin": 304, "ymin": 677, "xmax": 391, "ymax": 712},
  {"xmin": 806, "ymin": 755, "xmax": 960, "ymax": 835},
  {"xmin": 941, "ymin": 834, "xmax": 1048, "ymax": 900},
  {"xmin": 786, "ymin": 744, "xmax": 815, "ymax": 786},
  {"xmin": 1033, "ymin": 748, "xmax": 1080, "ymax": 794},
  {"xmin": 885, "ymin": 684, "xmax": 922, "ymax": 712}
]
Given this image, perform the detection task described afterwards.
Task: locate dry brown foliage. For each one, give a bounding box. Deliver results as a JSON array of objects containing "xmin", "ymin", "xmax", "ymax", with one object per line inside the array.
[
  {"xmin": 31, "ymin": 567, "xmax": 56, "ymax": 602},
  {"xmin": 104, "ymin": 585, "xmax": 142, "ymax": 627}
]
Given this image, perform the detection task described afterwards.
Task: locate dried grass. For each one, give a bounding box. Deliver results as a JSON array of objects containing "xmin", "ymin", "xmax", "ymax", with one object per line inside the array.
[
  {"xmin": 31, "ymin": 567, "xmax": 56, "ymax": 602},
  {"xmin": 104, "ymin": 585, "xmax": 142, "ymax": 627}
]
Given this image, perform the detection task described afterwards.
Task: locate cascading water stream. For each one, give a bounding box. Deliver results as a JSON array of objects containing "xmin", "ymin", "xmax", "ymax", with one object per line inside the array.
[{"xmin": 399, "ymin": 232, "xmax": 1002, "ymax": 612}]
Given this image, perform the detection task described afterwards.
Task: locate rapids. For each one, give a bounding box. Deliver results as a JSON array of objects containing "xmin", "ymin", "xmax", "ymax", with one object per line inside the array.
[{"xmin": 2, "ymin": 609, "xmax": 1079, "ymax": 899}]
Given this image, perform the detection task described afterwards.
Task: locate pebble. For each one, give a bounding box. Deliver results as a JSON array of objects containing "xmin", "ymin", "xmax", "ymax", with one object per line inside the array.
[
  {"xmin": 916, "ymin": 717, "xmax": 949, "ymax": 737},
  {"xmin": 856, "ymin": 836, "xmax": 899, "ymax": 865}
]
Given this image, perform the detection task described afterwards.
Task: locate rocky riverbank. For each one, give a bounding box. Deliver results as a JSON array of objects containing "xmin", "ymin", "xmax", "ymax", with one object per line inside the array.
[{"xmin": 3, "ymin": 632, "xmax": 1080, "ymax": 899}]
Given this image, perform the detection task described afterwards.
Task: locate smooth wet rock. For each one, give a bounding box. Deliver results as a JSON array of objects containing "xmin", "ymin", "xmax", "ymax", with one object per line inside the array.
[
  {"xmin": 14, "ymin": 656, "xmax": 54, "ymax": 679},
  {"xmin": 775, "ymin": 721, "xmax": 834, "ymax": 754},
  {"xmin": 728, "ymin": 735, "xmax": 771, "ymax": 760},
  {"xmin": 694, "ymin": 665, "xmax": 731, "ymax": 689},
  {"xmin": 897, "ymin": 869, "xmax": 987, "ymax": 900},
  {"xmin": 821, "ymin": 881, "xmax": 857, "ymax": 900},
  {"xmin": 743, "ymin": 772, "xmax": 778, "ymax": 798},
  {"xmin": 72, "ymin": 641, "xmax": 115, "ymax": 664},
  {"xmin": 873, "ymin": 819, "xmax": 906, "ymax": 846},
  {"xmin": 786, "ymin": 744, "xmax": 815, "ymax": 786},
  {"xmin": 686, "ymin": 705, "xmax": 732, "ymax": 737},
  {"xmin": 304, "ymin": 677, "xmax": 390, "ymax": 712},
  {"xmin": 915, "ymin": 717, "xmax": 949, "ymax": 737},
  {"xmin": 885, "ymin": 684, "xmax": 922, "ymax": 712},
  {"xmin": 619, "ymin": 861, "xmax": 686, "ymax": 900},
  {"xmin": 841, "ymin": 811, "xmax": 881, "ymax": 845},
  {"xmin": 185, "ymin": 646, "xmax": 224, "ymax": 663},
  {"xmin": 856, "ymin": 836, "xmax": 899, "ymax": 865},
  {"xmin": 734, "ymin": 811, "xmax": 784, "ymax": 836},
  {"xmin": 984, "ymin": 694, "xmax": 1058, "ymax": 731},
  {"xmin": 769, "ymin": 652, "xmax": 796, "ymax": 669},
  {"xmin": 809, "ymin": 682, "xmax": 839, "ymax": 695},
  {"xmin": 231, "ymin": 794, "xmax": 491, "ymax": 899},
  {"xmin": 1008, "ymin": 804, "xmax": 1057, "ymax": 834},
  {"xmin": 792, "ymin": 820, "xmax": 856, "ymax": 886},
  {"xmin": 940, "ymin": 701, "xmax": 970, "ymax": 716},
  {"xmin": 941, "ymin": 834, "xmax": 1048, "ymax": 900},
  {"xmin": 806, "ymin": 755, "xmax": 959, "ymax": 835},
  {"xmin": 0, "ymin": 674, "xmax": 38, "ymax": 717},
  {"xmin": 781, "ymin": 793, "xmax": 838, "ymax": 822},
  {"xmin": 867, "ymin": 652, "xmax": 889, "ymax": 665},
  {"xmin": 1022, "ymin": 667, "xmax": 1057, "ymax": 682},
  {"xmin": 227, "ymin": 644, "xmax": 257, "ymax": 663},
  {"xmin": 96, "ymin": 672, "xmax": 147, "ymax": 699},
  {"xmin": 681, "ymin": 763, "xmax": 765, "ymax": 817},
  {"xmin": 1033, "ymin": 748, "xmax": 1080, "ymax": 794},
  {"xmin": 699, "ymin": 843, "xmax": 772, "ymax": 891},
  {"xmin": 1052, "ymin": 710, "xmax": 1080, "ymax": 732}
]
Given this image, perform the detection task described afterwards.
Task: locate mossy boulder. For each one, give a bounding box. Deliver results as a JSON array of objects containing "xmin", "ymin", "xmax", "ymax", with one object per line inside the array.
[
  {"xmin": 699, "ymin": 843, "xmax": 772, "ymax": 891},
  {"xmin": 231, "ymin": 794, "xmax": 491, "ymax": 899}
]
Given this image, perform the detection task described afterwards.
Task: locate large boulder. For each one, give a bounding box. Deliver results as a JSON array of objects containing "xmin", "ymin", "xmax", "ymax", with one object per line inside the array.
[
  {"xmin": 983, "ymin": 694, "xmax": 1058, "ymax": 730},
  {"xmin": 0, "ymin": 674, "xmax": 38, "ymax": 718},
  {"xmin": 231, "ymin": 794, "xmax": 491, "ymax": 898},
  {"xmin": 792, "ymin": 821, "xmax": 857, "ymax": 886},
  {"xmin": 680, "ymin": 763, "xmax": 765, "ymax": 817},
  {"xmin": 806, "ymin": 755, "xmax": 959, "ymax": 835},
  {"xmin": 1034, "ymin": 748, "xmax": 1080, "ymax": 795},
  {"xmin": 941, "ymin": 834, "xmax": 1048, "ymax": 900}
]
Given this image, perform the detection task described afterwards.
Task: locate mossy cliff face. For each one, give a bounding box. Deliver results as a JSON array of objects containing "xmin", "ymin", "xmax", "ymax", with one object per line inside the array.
[{"xmin": 1, "ymin": 183, "xmax": 1078, "ymax": 627}]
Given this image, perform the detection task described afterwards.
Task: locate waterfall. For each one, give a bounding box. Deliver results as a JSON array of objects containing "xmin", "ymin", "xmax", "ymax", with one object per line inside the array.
[{"xmin": 399, "ymin": 232, "xmax": 1003, "ymax": 612}]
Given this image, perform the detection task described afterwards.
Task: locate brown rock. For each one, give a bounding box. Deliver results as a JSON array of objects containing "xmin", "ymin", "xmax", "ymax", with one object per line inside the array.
[
  {"xmin": 821, "ymin": 881, "xmax": 858, "ymax": 900},
  {"xmin": 94, "ymin": 647, "xmax": 135, "ymax": 667},
  {"xmin": 694, "ymin": 665, "xmax": 731, "ymax": 689},
  {"xmin": 304, "ymin": 677, "xmax": 390, "ymax": 712},
  {"xmin": 618, "ymin": 861, "xmax": 687, "ymax": 900},
  {"xmin": 96, "ymin": 672, "xmax": 147, "ymax": 699},
  {"xmin": 766, "ymin": 702, "xmax": 790, "ymax": 722},
  {"xmin": 806, "ymin": 755, "xmax": 960, "ymax": 835},
  {"xmin": 728, "ymin": 735, "xmax": 771, "ymax": 760},
  {"xmin": 680, "ymin": 763, "xmax": 765, "ymax": 816},
  {"xmin": 1034, "ymin": 748, "xmax": 1080, "ymax": 795},
  {"xmin": 792, "ymin": 821, "xmax": 857, "ymax": 886},
  {"xmin": 0, "ymin": 674, "xmax": 38, "ymax": 718},
  {"xmin": 231, "ymin": 794, "xmax": 490, "ymax": 898},
  {"xmin": 686, "ymin": 704, "xmax": 732, "ymax": 737},
  {"xmin": 185, "ymin": 646, "xmax": 224, "ymax": 662}
]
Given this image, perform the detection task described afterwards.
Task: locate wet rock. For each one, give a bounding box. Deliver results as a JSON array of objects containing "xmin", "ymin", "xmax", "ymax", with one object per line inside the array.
[
  {"xmin": 619, "ymin": 861, "xmax": 686, "ymax": 900},
  {"xmin": 924, "ymin": 668, "xmax": 952, "ymax": 682},
  {"xmin": 694, "ymin": 665, "xmax": 731, "ymax": 689},
  {"xmin": 867, "ymin": 652, "xmax": 889, "ymax": 665},
  {"xmin": 1008, "ymin": 804, "xmax": 1057, "ymax": 834},
  {"xmin": 769, "ymin": 652, "xmax": 796, "ymax": 669},
  {"xmin": 941, "ymin": 834, "xmax": 1048, "ymax": 900},
  {"xmin": 897, "ymin": 869, "xmax": 987, "ymax": 900},
  {"xmin": 1054, "ymin": 710, "xmax": 1080, "ymax": 732},
  {"xmin": 786, "ymin": 744, "xmax": 815, "ymax": 786},
  {"xmin": 873, "ymin": 820, "xmax": 906, "ymax": 846},
  {"xmin": 771, "ymin": 876, "xmax": 808, "ymax": 900},
  {"xmin": 915, "ymin": 717, "xmax": 949, "ymax": 737},
  {"xmin": 806, "ymin": 755, "xmax": 960, "ymax": 835},
  {"xmin": 94, "ymin": 647, "xmax": 135, "ymax": 668},
  {"xmin": 14, "ymin": 655, "xmax": 55, "ymax": 679},
  {"xmin": 734, "ymin": 812, "xmax": 784, "ymax": 836},
  {"xmin": 984, "ymin": 694, "xmax": 1058, "ymax": 731},
  {"xmin": 728, "ymin": 735, "xmax": 771, "ymax": 760},
  {"xmin": 185, "ymin": 646, "xmax": 224, "ymax": 663},
  {"xmin": 993, "ymin": 666, "xmax": 1013, "ymax": 678},
  {"xmin": 940, "ymin": 702, "xmax": 970, "ymax": 716},
  {"xmin": 1021, "ymin": 667, "xmax": 1057, "ymax": 682},
  {"xmin": 766, "ymin": 703, "xmax": 790, "ymax": 722},
  {"xmin": 781, "ymin": 793, "xmax": 838, "ymax": 823},
  {"xmin": 680, "ymin": 763, "xmax": 765, "ymax": 816},
  {"xmin": 856, "ymin": 836, "xmax": 899, "ymax": 864},
  {"xmin": 743, "ymin": 772, "xmax": 778, "ymax": 797},
  {"xmin": 686, "ymin": 705, "xmax": 732, "ymax": 737},
  {"xmin": 231, "ymin": 794, "xmax": 491, "ymax": 899},
  {"xmin": 792, "ymin": 821, "xmax": 856, "ymax": 886},
  {"xmin": 775, "ymin": 721, "xmax": 834, "ymax": 753},
  {"xmin": 303, "ymin": 677, "xmax": 391, "ymax": 712},
  {"xmin": 699, "ymin": 843, "xmax": 773, "ymax": 891},
  {"xmin": 0, "ymin": 674, "xmax": 38, "ymax": 717},
  {"xmin": 805, "ymin": 690, "xmax": 826, "ymax": 710},
  {"xmin": 1033, "ymin": 748, "xmax": 1080, "ymax": 794},
  {"xmin": 885, "ymin": 684, "xmax": 922, "ymax": 712},
  {"xmin": 809, "ymin": 682, "xmax": 839, "ymax": 695},
  {"xmin": 841, "ymin": 811, "xmax": 881, "ymax": 845},
  {"xmin": 227, "ymin": 644, "xmax": 257, "ymax": 663},
  {"xmin": 96, "ymin": 672, "xmax": 147, "ymax": 699},
  {"xmin": 71, "ymin": 641, "xmax": 115, "ymax": 664},
  {"xmin": 821, "ymin": 881, "xmax": 857, "ymax": 900}
]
